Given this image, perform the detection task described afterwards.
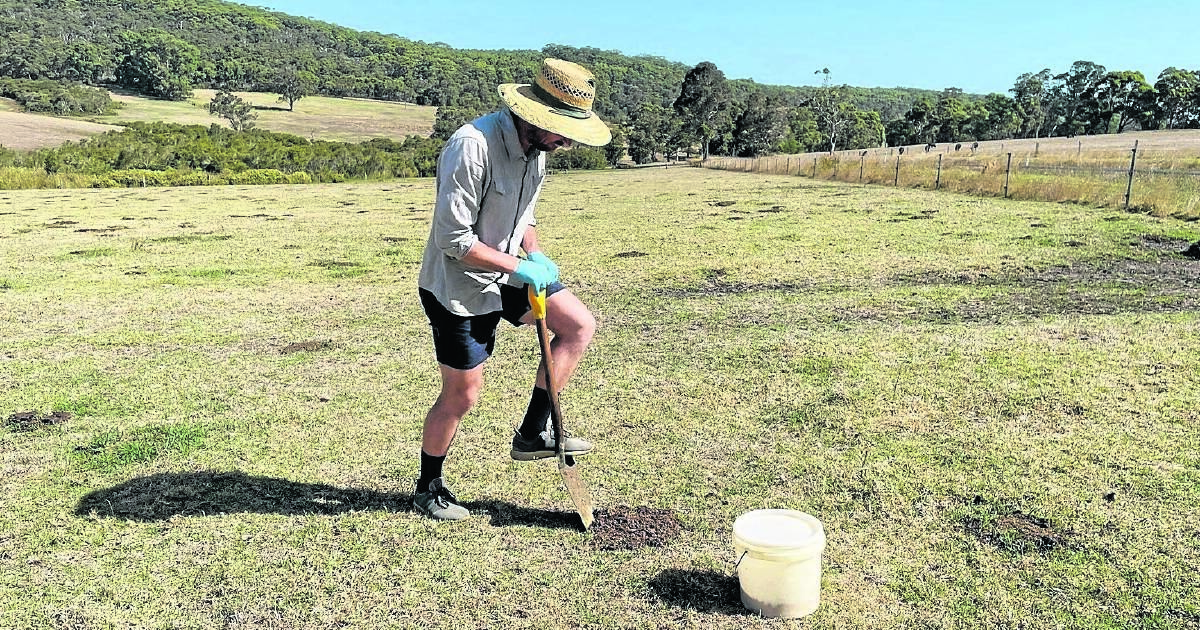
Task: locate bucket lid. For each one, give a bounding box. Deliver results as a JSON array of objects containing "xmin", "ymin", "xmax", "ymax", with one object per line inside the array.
[{"xmin": 733, "ymin": 509, "xmax": 825, "ymax": 554}]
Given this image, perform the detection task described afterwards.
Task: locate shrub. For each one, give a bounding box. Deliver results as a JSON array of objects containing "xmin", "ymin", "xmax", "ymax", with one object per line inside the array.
[
  {"xmin": 0, "ymin": 78, "xmax": 115, "ymax": 115},
  {"xmin": 547, "ymin": 146, "xmax": 609, "ymax": 171}
]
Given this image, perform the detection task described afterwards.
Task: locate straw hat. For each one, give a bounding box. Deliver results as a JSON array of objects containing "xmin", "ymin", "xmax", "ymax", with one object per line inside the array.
[{"xmin": 499, "ymin": 59, "xmax": 612, "ymax": 147}]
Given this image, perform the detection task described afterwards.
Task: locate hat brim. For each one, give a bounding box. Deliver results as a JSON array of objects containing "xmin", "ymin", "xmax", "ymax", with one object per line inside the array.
[{"xmin": 498, "ymin": 84, "xmax": 612, "ymax": 147}]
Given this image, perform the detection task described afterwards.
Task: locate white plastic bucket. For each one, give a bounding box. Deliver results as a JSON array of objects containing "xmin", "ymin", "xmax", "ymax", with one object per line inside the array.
[{"xmin": 733, "ymin": 509, "xmax": 826, "ymax": 618}]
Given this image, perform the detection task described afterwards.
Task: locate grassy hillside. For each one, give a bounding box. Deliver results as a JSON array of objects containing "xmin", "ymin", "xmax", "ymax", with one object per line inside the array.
[
  {"xmin": 2, "ymin": 168, "xmax": 1198, "ymax": 627},
  {"xmin": 95, "ymin": 90, "xmax": 438, "ymax": 143},
  {"xmin": 2, "ymin": 89, "xmax": 439, "ymax": 151}
]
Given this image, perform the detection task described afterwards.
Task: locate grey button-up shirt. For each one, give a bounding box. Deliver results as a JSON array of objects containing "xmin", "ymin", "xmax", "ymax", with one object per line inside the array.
[{"xmin": 418, "ymin": 110, "xmax": 546, "ymax": 316}]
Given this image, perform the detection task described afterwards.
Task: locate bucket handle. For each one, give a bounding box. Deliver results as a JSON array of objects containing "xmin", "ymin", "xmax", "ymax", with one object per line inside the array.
[{"xmin": 733, "ymin": 550, "xmax": 748, "ymax": 571}]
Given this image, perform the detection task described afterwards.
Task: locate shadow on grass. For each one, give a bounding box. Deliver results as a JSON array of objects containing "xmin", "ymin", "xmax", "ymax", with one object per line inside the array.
[
  {"xmin": 73, "ymin": 471, "xmax": 581, "ymax": 530},
  {"xmin": 646, "ymin": 569, "xmax": 748, "ymax": 615}
]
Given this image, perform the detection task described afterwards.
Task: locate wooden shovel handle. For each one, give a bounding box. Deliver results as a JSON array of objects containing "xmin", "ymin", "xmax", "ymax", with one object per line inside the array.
[{"xmin": 528, "ymin": 286, "xmax": 566, "ymax": 458}]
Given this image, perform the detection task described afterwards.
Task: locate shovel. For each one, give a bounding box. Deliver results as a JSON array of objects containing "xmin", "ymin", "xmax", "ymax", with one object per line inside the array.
[{"xmin": 528, "ymin": 285, "xmax": 595, "ymax": 530}]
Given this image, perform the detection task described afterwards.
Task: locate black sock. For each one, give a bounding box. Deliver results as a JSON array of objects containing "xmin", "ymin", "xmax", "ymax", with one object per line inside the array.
[
  {"xmin": 518, "ymin": 387, "xmax": 552, "ymax": 438},
  {"xmin": 417, "ymin": 451, "xmax": 446, "ymax": 492}
]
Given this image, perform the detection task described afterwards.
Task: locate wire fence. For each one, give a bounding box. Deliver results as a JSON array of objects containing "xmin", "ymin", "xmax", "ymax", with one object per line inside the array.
[{"xmin": 700, "ymin": 132, "xmax": 1200, "ymax": 219}]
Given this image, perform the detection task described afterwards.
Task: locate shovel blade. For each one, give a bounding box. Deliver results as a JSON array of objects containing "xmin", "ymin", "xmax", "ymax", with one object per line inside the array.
[{"xmin": 559, "ymin": 457, "xmax": 594, "ymax": 530}]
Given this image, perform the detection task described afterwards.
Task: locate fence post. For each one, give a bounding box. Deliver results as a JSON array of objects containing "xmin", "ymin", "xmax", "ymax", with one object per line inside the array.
[
  {"xmin": 860, "ymin": 155, "xmax": 865, "ymax": 182},
  {"xmin": 894, "ymin": 155, "xmax": 901, "ymax": 186},
  {"xmin": 1034, "ymin": 142, "xmax": 1039, "ymax": 157},
  {"xmin": 1124, "ymin": 139, "xmax": 1139, "ymax": 209},
  {"xmin": 936, "ymin": 153, "xmax": 943, "ymax": 190},
  {"xmin": 1004, "ymin": 152, "xmax": 1013, "ymax": 198},
  {"xmin": 787, "ymin": 157, "xmax": 792, "ymax": 175},
  {"xmin": 812, "ymin": 157, "xmax": 817, "ymax": 178}
]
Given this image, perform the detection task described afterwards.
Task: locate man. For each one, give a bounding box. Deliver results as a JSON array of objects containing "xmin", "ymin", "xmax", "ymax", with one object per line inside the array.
[{"xmin": 414, "ymin": 59, "xmax": 612, "ymax": 521}]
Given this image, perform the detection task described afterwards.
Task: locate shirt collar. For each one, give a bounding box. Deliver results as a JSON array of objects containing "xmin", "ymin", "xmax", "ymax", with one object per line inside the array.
[{"xmin": 498, "ymin": 109, "xmax": 530, "ymax": 162}]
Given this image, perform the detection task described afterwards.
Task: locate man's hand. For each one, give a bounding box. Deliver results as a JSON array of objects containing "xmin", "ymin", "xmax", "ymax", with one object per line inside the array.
[
  {"xmin": 526, "ymin": 252, "xmax": 559, "ymax": 284},
  {"xmin": 512, "ymin": 259, "xmax": 555, "ymax": 292}
]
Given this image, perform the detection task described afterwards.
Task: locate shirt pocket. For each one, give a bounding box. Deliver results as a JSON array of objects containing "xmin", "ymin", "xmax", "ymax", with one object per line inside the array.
[{"xmin": 489, "ymin": 178, "xmax": 509, "ymax": 198}]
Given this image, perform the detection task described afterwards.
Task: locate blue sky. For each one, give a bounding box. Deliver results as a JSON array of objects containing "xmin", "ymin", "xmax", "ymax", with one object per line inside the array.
[{"xmin": 259, "ymin": 0, "xmax": 1191, "ymax": 95}]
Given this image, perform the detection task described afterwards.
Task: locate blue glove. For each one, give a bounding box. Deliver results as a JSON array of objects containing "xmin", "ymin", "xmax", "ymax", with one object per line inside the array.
[
  {"xmin": 512, "ymin": 259, "xmax": 554, "ymax": 292},
  {"xmin": 525, "ymin": 252, "xmax": 559, "ymax": 284}
]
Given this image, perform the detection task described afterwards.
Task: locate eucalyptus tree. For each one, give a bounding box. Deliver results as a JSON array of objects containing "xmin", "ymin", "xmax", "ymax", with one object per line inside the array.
[
  {"xmin": 1152, "ymin": 67, "xmax": 1199, "ymax": 129},
  {"xmin": 1011, "ymin": 70, "xmax": 1052, "ymax": 138},
  {"xmin": 1047, "ymin": 60, "xmax": 1107, "ymax": 136},
  {"xmin": 673, "ymin": 61, "xmax": 732, "ymax": 159},
  {"xmin": 808, "ymin": 68, "xmax": 853, "ymax": 153},
  {"xmin": 1086, "ymin": 70, "xmax": 1152, "ymax": 133},
  {"xmin": 731, "ymin": 91, "xmax": 787, "ymax": 157}
]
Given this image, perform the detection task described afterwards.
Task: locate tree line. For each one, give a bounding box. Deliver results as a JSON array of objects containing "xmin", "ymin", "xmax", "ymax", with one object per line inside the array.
[
  {"xmin": 0, "ymin": 0, "xmax": 931, "ymax": 140},
  {"xmin": 2, "ymin": 0, "xmax": 1197, "ymax": 166}
]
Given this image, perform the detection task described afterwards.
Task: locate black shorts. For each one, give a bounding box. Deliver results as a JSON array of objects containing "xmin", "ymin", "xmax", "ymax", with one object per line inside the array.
[{"xmin": 419, "ymin": 282, "xmax": 565, "ymax": 370}]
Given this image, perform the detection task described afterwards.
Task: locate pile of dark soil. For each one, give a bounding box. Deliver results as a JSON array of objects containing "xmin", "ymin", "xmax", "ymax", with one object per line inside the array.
[
  {"xmin": 591, "ymin": 505, "xmax": 682, "ymax": 550},
  {"xmin": 5, "ymin": 410, "xmax": 71, "ymax": 432}
]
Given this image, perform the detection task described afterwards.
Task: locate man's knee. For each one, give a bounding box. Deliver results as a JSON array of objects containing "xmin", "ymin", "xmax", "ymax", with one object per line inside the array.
[
  {"xmin": 573, "ymin": 308, "xmax": 597, "ymax": 345},
  {"xmin": 546, "ymin": 293, "xmax": 596, "ymax": 345},
  {"xmin": 437, "ymin": 368, "xmax": 484, "ymax": 417}
]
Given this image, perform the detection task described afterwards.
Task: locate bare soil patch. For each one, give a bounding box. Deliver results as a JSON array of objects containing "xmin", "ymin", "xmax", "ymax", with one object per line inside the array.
[
  {"xmin": 5, "ymin": 411, "xmax": 71, "ymax": 432},
  {"xmin": 590, "ymin": 505, "xmax": 683, "ymax": 550},
  {"xmin": 280, "ymin": 341, "xmax": 333, "ymax": 354},
  {"xmin": 962, "ymin": 510, "xmax": 1071, "ymax": 553}
]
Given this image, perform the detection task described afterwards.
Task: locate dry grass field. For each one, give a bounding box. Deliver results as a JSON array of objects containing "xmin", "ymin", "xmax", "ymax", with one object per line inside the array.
[
  {"xmin": 0, "ymin": 110, "xmax": 124, "ymax": 151},
  {"xmin": 3, "ymin": 89, "xmax": 437, "ymax": 151},
  {"xmin": 710, "ymin": 129, "xmax": 1200, "ymax": 220},
  {"xmin": 98, "ymin": 89, "xmax": 437, "ymax": 143}
]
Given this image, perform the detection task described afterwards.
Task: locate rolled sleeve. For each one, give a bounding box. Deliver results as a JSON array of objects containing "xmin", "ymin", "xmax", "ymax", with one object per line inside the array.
[{"xmin": 433, "ymin": 137, "xmax": 487, "ymax": 260}]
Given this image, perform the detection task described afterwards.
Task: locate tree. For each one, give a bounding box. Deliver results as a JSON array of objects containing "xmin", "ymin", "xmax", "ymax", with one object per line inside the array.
[
  {"xmin": 1011, "ymin": 70, "xmax": 1051, "ymax": 138},
  {"xmin": 430, "ymin": 105, "xmax": 490, "ymax": 140},
  {"xmin": 933, "ymin": 88, "xmax": 971, "ymax": 142},
  {"xmin": 603, "ymin": 125, "xmax": 628, "ymax": 166},
  {"xmin": 731, "ymin": 92, "xmax": 786, "ymax": 157},
  {"xmin": 673, "ymin": 62, "xmax": 732, "ymax": 160},
  {"xmin": 627, "ymin": 102, "xmax": 671, "ymax": 164},
  {"xmin": 838, "ymin": 108, "xmax": 885, "ymax": 150},
  {"xmin": 276, "ymin": 67, "xmax": 316, "ymax": 112},
  {"xmin": 809, "ymin": 68, "xmax": 851, "ymax": 153},
  {"xmin": 886, "ymin": 97, "xmax": 937, "ymax": 146},
  {"xmin": 114, "ymin": 29, "xmax": 200, "ymax": 100},
  {"xmin": 1047, "ymin": 60, "xmax": 1107, "ymax": 136},
  {"xmin": 208, "ymin": 89, "xmax": 257, "ymax": 131},
  {"xmin": 1151, "ymin": 68, "xmax": 1199, "ymax": 129},
  {"xmin": 973, "ymin": 93, "xmax": 1021, "ymax": 140},
  {"xmin": 780, "ymin": 108, "xmax": 821, "ymax": 153},
  {"xmin": 1086, "ymin": 70, "xmax": 1152, "ymax": 133}
]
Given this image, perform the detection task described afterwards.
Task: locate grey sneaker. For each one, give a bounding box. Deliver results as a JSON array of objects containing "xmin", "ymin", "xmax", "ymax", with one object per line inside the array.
[
  {"xmin": 511, "ymin": 430, "xmax": 594, "ymax": 461},
  {"xmin": 413, "ymin": 477, "xmax": 469, "ymax": 521}
]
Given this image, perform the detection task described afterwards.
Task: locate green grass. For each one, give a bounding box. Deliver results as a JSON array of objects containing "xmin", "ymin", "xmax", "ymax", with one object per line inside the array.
[{"xmin": 1, "ymin": 170, "xmax": 1198, "ymax": 628}]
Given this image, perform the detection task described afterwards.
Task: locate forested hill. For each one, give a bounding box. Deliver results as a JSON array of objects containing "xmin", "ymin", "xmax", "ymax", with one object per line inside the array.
[{"xmin": 0, "ymin": 0, "xmax": 937, "ymax": 123}]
